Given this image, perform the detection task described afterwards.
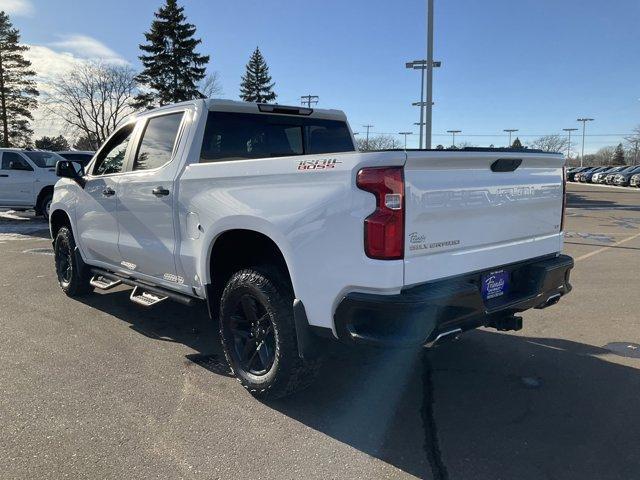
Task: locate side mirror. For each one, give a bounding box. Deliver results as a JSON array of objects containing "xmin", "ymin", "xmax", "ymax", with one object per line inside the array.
[{"xmin": 55, "ymin": 160, "xmax": 86, "ymax": 187}]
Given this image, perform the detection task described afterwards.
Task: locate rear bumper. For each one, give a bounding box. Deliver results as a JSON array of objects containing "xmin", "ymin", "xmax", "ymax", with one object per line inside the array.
[{"xmin": 334, "ymin": 254, "xmax": 573, "ymax": 347}]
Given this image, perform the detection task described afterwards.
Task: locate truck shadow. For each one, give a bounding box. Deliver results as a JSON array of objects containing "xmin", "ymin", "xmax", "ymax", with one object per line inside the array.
[{"xmin": 77, "ymin": 290, "xmax": 640, "ymax": 479}]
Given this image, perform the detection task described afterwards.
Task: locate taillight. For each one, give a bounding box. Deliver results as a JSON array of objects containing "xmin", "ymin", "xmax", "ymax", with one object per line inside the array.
[
  {"xmin": 356, "ymin": 167, "xmax": 404, "ymax": 260},
  {"xmin": 561, "ymin": 166, "xmax": 567, "ymax": 231}
]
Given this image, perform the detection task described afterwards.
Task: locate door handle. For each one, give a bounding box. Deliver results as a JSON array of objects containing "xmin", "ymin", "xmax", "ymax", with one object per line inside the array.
[
  {"xmin": 152, "ymin": 186, "xmax": 170, "ymax": 197},
  {"xmin": 0, "ymin": 174, "xmax": 8, "ymax": 177},
  {"xmin": 102, "ymin": 187, "xmax": 116, "ymax": 197}
]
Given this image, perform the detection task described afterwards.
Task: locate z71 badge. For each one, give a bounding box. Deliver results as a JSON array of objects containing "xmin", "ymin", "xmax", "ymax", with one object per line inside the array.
[{"xmin": 297, "ymin": 158, "xmax": 341, "ymax": 171}]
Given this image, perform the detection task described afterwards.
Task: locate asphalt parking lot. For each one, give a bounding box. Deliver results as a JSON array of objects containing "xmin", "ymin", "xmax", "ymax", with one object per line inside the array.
[{"xmin": 1, "ymin": 182, "xmax": 639, "ymax": 480}]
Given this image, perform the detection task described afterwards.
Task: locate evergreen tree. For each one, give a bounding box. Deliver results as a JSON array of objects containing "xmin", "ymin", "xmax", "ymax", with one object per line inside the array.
[
  {"xmin": 0, "ymin": 11, "xmax": 38, "ymax": 147},
  {"xmin": 133, "ymin": 0, "xmax": 209, "ymax": 108},
  {"xmin": 511, "ymin": 137, "xmax": 523, "ymax": 148},
  {"xmin": 612, "ymin": 143, "xmax": 625, "ymax": 165},
  {"xmin": 73, "ymin": 134, "xmax": 97, "ymax": 151},
  {"xmin": 240, "ymin": 47, "xmax": 277, "ymax": 103},
  {"xmin": 35, "ymin": 135, "xmax": 69, "ymax": 151}
]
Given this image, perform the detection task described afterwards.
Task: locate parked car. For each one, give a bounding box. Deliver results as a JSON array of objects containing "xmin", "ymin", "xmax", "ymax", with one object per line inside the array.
[
  {"xmin": 593, "ymin": 166, "xmax": 624, "ymax": 184},
  {"xmin": 612, "ymin": 166, "xmax": 640, "ymax": 186},
  {"xmin": 605, "ymin": 165, "xmax": 635, "ymax": 184},
  {"xmin": 0, "ymin": 149, "xmax": 66, "ymax": 219},
  {"xmin": 567, "ymin": 166, "xmax": 589, "ymax": 182},
  {"xmin": 574, "ymin": 167, "xmax": 598, "ymax": 182},
  {"xmin": 630, "ymin": 173, "xmax": 640, "ymax": 187},
  {"xmin": 49, "ymin": 99, "xmax": 574, "ymax": 399},
  {"xmin": 57, "ymin": 150, "xmax": 95, "ymax": 166},
  {"xmin": 581, "ymin": 166, "xmax": 610, "ymax": 183}
]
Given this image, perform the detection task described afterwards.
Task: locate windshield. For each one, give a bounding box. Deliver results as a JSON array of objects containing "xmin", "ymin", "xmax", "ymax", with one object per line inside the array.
[{"xmin": 24, "ymin": 151, "xmax": 65, "ymax": 168}]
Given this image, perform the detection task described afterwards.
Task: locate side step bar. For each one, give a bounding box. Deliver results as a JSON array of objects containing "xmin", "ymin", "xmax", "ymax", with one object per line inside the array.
[
  {"xmin": 89, "ymin": 268, "xmax": 196, "ymax": 307},
  {"xmin": 90, "ymin": 274, "xmax": 122, "ymax": 290},
  {"xmin": 130, "ymin": 286, "xmax": 168, "ymax": 307}
]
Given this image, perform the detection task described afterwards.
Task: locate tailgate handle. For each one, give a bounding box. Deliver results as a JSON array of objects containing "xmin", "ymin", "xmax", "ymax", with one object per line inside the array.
[{"xmin": 491, "ymin": 158, "xmax": 522, "ymax": 172}]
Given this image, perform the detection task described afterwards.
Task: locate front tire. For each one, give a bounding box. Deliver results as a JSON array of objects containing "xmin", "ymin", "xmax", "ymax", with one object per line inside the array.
[
  {"xmin": 54, "ymin": 227, "xmax": 92, "ymax": 296},
  {"xmin": 39, "ymin": 192, "xmax": 53, "ymax": 220},
  {"xmin": 219, "ymin": 267, "xmax": 322, "ymax": 399}
]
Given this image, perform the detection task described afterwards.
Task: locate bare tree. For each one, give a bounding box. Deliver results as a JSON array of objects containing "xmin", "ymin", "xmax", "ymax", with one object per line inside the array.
[
  {"xmin": 530, "ymin": 134, "xmax": 569, "ymax": 153},
  {"xmin": 593, "ymin": 146, "xmax": 616, "ymax": 165},
  {"xmin": 199, "ymin": 72, "xmax": 223, "ymax": 98},
  {"xmin": 624, "ymin": 125, "xmax": 640, "ymax": 165},
  {"xmin": 356, "ymin": 134, "xmax": 401, "ymax": 151},
  {"xmin": 44, "ymin": 62, "xmax": 138, "ymax": 150}
]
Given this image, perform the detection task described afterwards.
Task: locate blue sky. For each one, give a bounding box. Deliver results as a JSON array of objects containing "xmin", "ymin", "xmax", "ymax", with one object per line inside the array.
[{"xmin": 5, "ymin": 0, "xmax": 640, "ymax": 151}]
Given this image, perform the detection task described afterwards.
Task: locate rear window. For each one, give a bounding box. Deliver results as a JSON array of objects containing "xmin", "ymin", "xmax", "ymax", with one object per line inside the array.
[
  {"xmin": 200, "ymin": 111, "xmax": 354, "ymax": 163},
  {"xmin": 23, "ymin": 151, "xmax": 65, "ymax": 168}
]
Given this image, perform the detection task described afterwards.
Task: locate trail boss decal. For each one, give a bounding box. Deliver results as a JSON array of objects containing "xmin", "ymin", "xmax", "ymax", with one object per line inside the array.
[
  {"xmin": 409, "ymin": 232, "xmax": 460, "ymax": 252},
  {"xmin": 297, "ymin": 158, "xmax": 341, "ymax": 171}
]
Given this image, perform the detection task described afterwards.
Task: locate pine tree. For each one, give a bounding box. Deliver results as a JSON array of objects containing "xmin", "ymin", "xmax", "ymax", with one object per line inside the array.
[
  {"xmin": 612, "ymin": 143, "xmax": 625, "ymax": 165},
  {"xmin": 73, "ymin": 134, "xmax": 97, "ymax": 151},
  {"xmin": 133, "ymin": 0, "xmax": 209, "ymax": 108},
  {"xmin": 511, "ymin": 137, "xmax": 523, "ymax": 149},
  {"xmin": 35, "ymin": 135, "xmax": 69, "ymax": 151},
  {"xmin": 240, "ymin": 47, "xmax": 277, "ymax": 103},
  {"xmin": 0, "ymin": 11, "xmax": 38, "ymax": 147}
]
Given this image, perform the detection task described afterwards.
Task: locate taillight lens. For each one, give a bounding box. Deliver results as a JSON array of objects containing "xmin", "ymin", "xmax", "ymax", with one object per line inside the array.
[
  {"xmin": 356, "ymin": 167, "xmax": 404, "ymax": 260},
  {"xmin": 561, "ymin": 166, "xmax": 567, "ymax": 231}
]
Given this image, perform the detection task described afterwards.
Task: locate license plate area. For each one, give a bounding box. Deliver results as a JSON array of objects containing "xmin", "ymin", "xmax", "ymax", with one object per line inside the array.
[{"xmin": 481, "ymin": 269, "xmax": 510, "ymax": 301}]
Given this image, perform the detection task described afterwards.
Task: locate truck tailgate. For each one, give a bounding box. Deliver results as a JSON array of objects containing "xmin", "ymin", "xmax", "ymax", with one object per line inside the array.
[{"xmin": 403, "ymin": 151, "xmax": 564, "ymax": 286}]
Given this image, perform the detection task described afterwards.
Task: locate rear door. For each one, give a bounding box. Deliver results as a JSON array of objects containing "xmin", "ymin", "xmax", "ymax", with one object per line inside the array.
[
  {"xmin": 403, "ymin": 151, "xmax": 564, "ymax": 286},
  {"xmin": 116, "ymin": 109, "xmax": 187, "ymax": 286},
  {"xmin": 0, "ymin": 152, "xmax": 35, "ymax": 205}
]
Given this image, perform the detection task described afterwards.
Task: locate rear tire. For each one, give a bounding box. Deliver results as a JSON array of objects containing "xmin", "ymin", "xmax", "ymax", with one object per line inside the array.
[
  {"xmin": 219, "ymin": 267, "xmax": 322, "ymax": 399},
  {"xmin": 54, "ymin": 226, "xmax": 92, "ymax": 296}
]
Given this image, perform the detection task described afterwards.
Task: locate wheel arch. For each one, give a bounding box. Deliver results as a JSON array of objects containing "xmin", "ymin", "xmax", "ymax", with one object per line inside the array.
[
  {"xmin": 49, "ymin": 209, "xmax": 73, "ymax": 240},
  {"xmin": 36, "ymin": 185, "xmax": 54, "ymax": 212},
  {"xmin": 205, "ymin": 228, "xmax": 295, "ymax": 318}
]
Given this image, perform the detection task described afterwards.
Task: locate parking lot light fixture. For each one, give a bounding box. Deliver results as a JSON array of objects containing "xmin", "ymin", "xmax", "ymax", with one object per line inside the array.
[
  {"xmin": 563, "ymin": 128, "xmax": 578, "ymax": 160},
  {"xmin": 398, "ymin": 132, "xmax": 413, "ymax": 149},
  {"xmin": 577, "ymin": 118, "xmax": 594, "ymax": 167},
  {"xmin": 504, "ymin": 129, "xmax": 518, "ymax": 147},
  {"xmin": 446, "ymin": 130, "xmax": 461, "ymax": 147}
]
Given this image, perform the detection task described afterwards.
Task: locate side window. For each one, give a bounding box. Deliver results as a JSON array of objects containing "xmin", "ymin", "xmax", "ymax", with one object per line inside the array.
[
  {"xmin": 133, "ymin": 112, "xmax": 184, "ymax": 171},
  {"xmin": 1, "ymin": 152, "xmax": 33, "ymax": 171},
  {"xmin": 93, "ymin": 125, "xmax": 134, "ymax": 176}
]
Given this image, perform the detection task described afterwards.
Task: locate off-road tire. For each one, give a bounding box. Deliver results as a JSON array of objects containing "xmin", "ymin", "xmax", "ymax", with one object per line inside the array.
[
  {"xmin": 54, "ymin": 227, "xmax": 92, "ymax": 296},
  {"xmin": 219, "ymin": 266, "xmax": 322, "ymax": 399}
]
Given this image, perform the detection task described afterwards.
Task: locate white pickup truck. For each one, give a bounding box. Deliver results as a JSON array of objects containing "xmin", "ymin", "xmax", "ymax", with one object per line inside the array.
[
  {"xmin": 50, "ymin": 99, "xmax": 573, "ymax": 398},
  {"xmin": 0, "ymin": 149, "xmax": 66, "ymax": 218}
]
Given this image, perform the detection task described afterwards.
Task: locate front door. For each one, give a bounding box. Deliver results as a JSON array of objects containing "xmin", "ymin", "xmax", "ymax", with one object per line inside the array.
[
  {"xmin": 0, "ymin": 152, "xmax": 35, "ymax": 205},
  {"xmin": 117, "ymin": 110, "xmax": 186, "ymax": 285},
  {"xmin": 75, "ymin": 124, "xmax": 135, "ymax": 267}
]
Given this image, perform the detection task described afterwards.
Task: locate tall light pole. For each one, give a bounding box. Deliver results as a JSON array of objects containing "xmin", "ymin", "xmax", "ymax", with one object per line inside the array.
[
  {"xmin": 425, "ymin": 0, "xmax": 435, "ymax": 149},
  {"xmin": 577, "ymin": 118, "xmax": 594, "ymax": 167},
  {"xmin": 406, "ymin": 60, "xmax": 426, "ymax": 149},
  {"xmin": 563, "ymin": 128, "xmax": 578, "ymax": 160},
  {"xmin": 406, "ymin": 58, "xmax": 441, "ymax": 149},
  {"xmin": 399, "ymin": 131, "xmax": 413, "ymax": 149},
  {"xmin": 363, "ymin": 125, "xmax": 374, "ymax": 150},
  {"xmin": 447, "ymin": 130, "xmax": 461, "ymax": 147},
  {"xmin": 504, "ymin": 129, "xmax": 518, "ymax": 147}
]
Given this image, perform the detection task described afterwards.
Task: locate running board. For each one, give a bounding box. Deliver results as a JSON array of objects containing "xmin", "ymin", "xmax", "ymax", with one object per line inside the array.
[
  {"xmin": 89, "ymin": 268, "xmax": 197, "ymax": 307},
  {"xmin": 130, "ymin": 286, "xmax": 168, "ymax": 307},
  {"xmin": 90, "ymin": 274, "xmax": 122, "ymax": 290}
]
